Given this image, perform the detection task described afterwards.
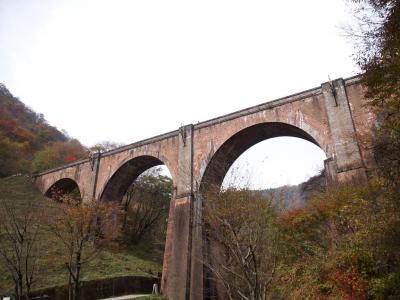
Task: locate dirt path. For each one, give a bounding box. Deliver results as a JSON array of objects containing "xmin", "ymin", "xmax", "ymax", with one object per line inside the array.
[{"xmin": 99, "ymin": 295, "xmax": 150, "ymax": 300}]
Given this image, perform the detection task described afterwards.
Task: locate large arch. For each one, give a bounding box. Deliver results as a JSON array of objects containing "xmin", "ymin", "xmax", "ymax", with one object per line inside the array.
[
  {"xmin": 45, "ymin": 178, "xmax": 82, "ymax": 200},
  {"xmin": 198, "ymin": 122, "xmax": 327, "ymax": 299},
  {"xmin": 99, "ymin": 155, "xmax": 172, "ymax": 202},
  {"xmin": 199, "ymin": 122, "xmax": 324, "ymax": 192}
]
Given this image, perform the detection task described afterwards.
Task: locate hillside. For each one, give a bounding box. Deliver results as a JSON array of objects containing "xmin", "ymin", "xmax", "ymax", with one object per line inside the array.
[
  {"xmin": 259, "ymin": 172, "xmax": 326, "ymax": 209},
  {"xmin": 0, "ymin": 84, "xmax": 164, "ymax": 296},
  {"xmin": 0, "ymin": 176, "xmax": 163, "ymax": 294},
  {"xmin": 0, "ymin": 84, "xmax": 86, "ymax": 176}
]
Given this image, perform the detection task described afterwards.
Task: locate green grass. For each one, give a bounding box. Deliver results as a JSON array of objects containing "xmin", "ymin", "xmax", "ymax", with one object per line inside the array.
[{"xmin": 0, "ymin": 176, "xmax": 163, "ymax": 294}]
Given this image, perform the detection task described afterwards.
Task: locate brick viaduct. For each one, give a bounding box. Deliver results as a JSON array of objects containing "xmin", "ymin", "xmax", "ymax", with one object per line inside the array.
[{"xmin": 33, "ymin": 76, "xmax": 377, "ymax": 300}]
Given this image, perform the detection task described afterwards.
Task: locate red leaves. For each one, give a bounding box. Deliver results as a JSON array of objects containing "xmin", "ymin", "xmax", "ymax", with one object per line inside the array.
[
  {"xmin": 280, "ymin": 208, "xmax": 305, "ymax": 224},
  {"xmin": 330, "ymin": 267, "xmax": 366, "ymax": 300},
  {"xmin": 32, "ymin": 140, "xmax": 87, "ymax": 172},
  {"xmin": 64, "ymin": 154, "xmax": 78, "ymax": 163},
  {"xmin": 0, "ymin": 119, "xmax": 16, "ymax": 130}
]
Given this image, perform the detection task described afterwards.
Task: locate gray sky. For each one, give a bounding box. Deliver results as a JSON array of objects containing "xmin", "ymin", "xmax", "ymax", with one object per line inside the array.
[{"xmin": 0, "ymin": 0, "xmax": 357, "ymax": 188}]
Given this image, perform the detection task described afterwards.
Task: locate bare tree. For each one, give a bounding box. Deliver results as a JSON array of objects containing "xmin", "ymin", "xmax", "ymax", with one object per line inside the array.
[
  {"xmin": 203, "ymin": 187, "xmax": 281, "ymax": 300},
  {"xmin": 46, "ymin": 196, "xmax": 122, "ymax": 300},
  {"xmin": 89, "ymin": 141, "xmax": 124, "ymax": 153},
  {"xmin": 0, "ymin": 197, "xmax": 41, "ymax": 299}
]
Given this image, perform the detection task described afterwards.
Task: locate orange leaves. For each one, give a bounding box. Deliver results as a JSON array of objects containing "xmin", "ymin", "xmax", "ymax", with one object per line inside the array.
[
  {"xmin": 64, "ymin": 154, "xmax": 78, "ymax": 164},
  {"xmin": 0, "ymin": 119, "xmax": 36, "ymax": 146},
  {"xmin": 280, "ymin": 208, "xmax": 305, "ymax": 225},
  {"xmin": 330, "ymin": 267, "xmax": 366, "ymax": 300}
]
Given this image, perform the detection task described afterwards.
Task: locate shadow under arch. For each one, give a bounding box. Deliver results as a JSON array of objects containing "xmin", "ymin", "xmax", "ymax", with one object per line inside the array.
[
  {"xmin": 100, "ymin": 155, "xmax": 172, "ymax": 202},
  {"xmin": 45, "ymin": 178, "xmax": 82, "ymax": 200},
  {"xmin": 199, "ymin": 122, "xmax": 324, "ymax": 193}
]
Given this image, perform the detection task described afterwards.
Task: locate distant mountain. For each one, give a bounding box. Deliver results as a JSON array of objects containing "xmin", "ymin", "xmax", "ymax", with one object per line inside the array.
[
  {"xmin": 0, "ymin": 84, "xmax": 86, "ymax": 176},
  {"xmin": 257, "ymin": 172, "xmax": 326, "ymax": 209}
]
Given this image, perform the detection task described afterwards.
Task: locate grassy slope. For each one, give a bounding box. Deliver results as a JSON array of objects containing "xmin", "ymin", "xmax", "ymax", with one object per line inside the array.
[{"xmin": 0, "ymin": 176, "xmax": 163, "ymax": 294}]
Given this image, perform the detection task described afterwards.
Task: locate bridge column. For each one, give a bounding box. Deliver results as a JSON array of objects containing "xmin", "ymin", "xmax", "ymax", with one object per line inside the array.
[
  {"xmin": 162, "ymin": 124, "xmax": 202, "ymax": 300},
  {"xmin": 88, "ymin": 152, "xmax": 101, "ymax": 201},
  {"xmin": 322, "ymin": 79, "xmax": 367, "ymax": 182}
]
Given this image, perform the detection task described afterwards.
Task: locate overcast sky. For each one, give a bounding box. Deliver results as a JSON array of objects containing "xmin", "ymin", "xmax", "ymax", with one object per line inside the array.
[{"xmin": 0, "ymin": 0, "xmax": 358, "ymax": 188}]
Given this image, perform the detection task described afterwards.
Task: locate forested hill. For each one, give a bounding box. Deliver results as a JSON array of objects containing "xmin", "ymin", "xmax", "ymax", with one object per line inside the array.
[
  {"xmin": 257, "ymin": 172, "xmax": 326, "ymax": 209},
  {"xmin": 0, "ymin": 84, "xmax": 87, "ymax": 177}
]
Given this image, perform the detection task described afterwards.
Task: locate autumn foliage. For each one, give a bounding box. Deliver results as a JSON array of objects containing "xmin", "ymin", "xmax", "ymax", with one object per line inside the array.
[
  {"xmin": 31, "ymin": 140, "xmax": 87, "ymax": 173},
  {"xmin": 0, "ymin": 84, "xmax": 87, "ymax": 176},
  {"xmin": 202, "ymin": 176, "xmax": 400, "ymax": 299},
  {"xmin": 46, "ymin": 196, "xmax": 122, "ymax": 300},
  {"xmin": 330, "ymin": 267, "xmax": 366, "ymax": 300}
]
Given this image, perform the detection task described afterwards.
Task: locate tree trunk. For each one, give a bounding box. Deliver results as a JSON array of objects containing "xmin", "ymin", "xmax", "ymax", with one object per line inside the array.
[
  {"xmin": 68, "ymin": 274, "xmax": 73, "ymax": 300},
  {"xmin": 17, "ymin": 277, "xmax": 23, "ymax": 300},
  {"xmin": 73, "ymin": 254, "xmax": 82, "ymax": 300}
]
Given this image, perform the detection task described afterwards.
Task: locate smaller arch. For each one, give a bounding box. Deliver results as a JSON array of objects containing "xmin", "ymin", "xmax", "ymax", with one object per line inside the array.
[
  {"xmin": 45, "ymin": 178, "xmax": 82, "ymax": 200},
  {"xmin": 100, "ymin": 155, "xmax": 169, "ymax": 202}
]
